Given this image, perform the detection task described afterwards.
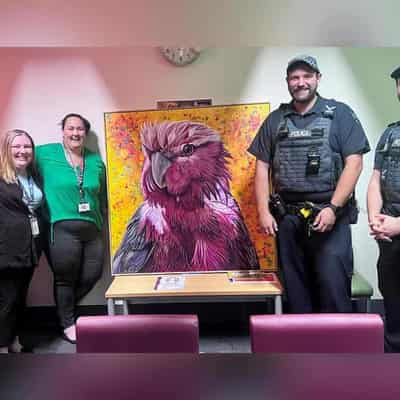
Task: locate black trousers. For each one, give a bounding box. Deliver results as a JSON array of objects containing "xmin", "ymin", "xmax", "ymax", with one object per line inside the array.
[
  {"xmin": 278, "ymin": 214, "xmax": 353, "ymax": 313},
  {"xmin": 377, "ymin": 238, "xmax": 400, "ymax": 352},
  {"xmin": 0, "ymin": 268, "xmax": 34, "ymax": 346},
  {"xmin": 49, "ymin": 220, "xmax": 104, "ymax": 329}
]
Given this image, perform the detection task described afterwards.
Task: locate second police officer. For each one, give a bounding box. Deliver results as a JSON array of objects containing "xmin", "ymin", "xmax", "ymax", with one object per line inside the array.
[{"xmin": 368, "ymin": 65, "xmax": 400, "ymax": 352}]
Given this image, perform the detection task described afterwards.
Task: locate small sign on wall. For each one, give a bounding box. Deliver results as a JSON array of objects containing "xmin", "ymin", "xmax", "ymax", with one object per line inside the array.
[{"xmin": 157, "ymin": 98, "xmax": 212, "ymax": 109}]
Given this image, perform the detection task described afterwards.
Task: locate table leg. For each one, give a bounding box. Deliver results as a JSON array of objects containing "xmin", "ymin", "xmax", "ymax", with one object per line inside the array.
[
  {"xmin": 274, "ymin": 295, "xmax": 282, "ymax": 314},
  {"xmin": 107, "ymin": 298, "xmax": 115, "ymax": 315},
  {"xmin": 122, "ymin": 300, "xmax": 129, "ymax": 315},
  {"xmin": 366, "ymin": 298, "xmax": 371, "ymax": 313}
]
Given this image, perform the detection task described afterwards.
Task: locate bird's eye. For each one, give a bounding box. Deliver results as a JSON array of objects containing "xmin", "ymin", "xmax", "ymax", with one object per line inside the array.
[{"xmin": 182, "ymin": 144, "xmax": 195, "ymax": 156}]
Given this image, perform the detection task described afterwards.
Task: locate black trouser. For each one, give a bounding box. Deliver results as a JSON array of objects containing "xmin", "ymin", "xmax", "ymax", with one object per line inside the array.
[
  {"xmin": 278, "ymin": 214, "xmax": 353, "ymax": 313},
  {"xmin": 49, "ymin": 220, "xmax": 104, "ymax": 329},
  {"xmin": 0, "ymin": 268, "xmax": 34, "ymax": 346},
  {"xmin": 377, "ymin": 238, "xmax": 400, "ymax": 352}
]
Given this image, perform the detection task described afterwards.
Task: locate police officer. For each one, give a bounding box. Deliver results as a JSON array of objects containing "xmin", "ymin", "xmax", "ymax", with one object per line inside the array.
[
  {"xmin": 367, "ymin": 65, "xmax": 400, "ymax": 352},
  {"xmin": 248, "ymin": 55, "xmax": 370, "ymax": 313}
]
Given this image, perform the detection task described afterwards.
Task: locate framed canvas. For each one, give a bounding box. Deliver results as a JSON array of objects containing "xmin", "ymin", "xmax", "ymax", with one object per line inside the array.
[{"xmin": 104, "ymin": 103, "xmax": 276, "ymax": 275}]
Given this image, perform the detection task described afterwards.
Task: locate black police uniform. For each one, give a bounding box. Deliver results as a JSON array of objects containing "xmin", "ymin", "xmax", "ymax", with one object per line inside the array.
[
  {"xmin": 374, "ymin": 120, "xmax": 400, "ymax": 352},
  {"xmin": 371, "ymin": 66, "xmax": 400, "ymax": 352},
  {"xmin": 249, "ymin": 96, "xmax": 370, "ymax": 313}
]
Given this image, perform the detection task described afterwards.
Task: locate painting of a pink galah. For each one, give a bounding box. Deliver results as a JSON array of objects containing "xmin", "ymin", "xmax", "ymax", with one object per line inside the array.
[{"xmin": 112, "ymin": 121, "xmax": 259, "ymax": 273}]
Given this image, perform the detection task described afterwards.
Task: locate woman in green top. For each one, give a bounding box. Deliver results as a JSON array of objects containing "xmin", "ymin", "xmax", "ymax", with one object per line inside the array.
[{"xmin": 36, "ymin": 113, "xmax": 107, "ymax": 344}]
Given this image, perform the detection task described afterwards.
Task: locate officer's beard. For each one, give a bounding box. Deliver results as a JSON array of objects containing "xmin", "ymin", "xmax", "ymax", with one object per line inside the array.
[{"xmin": 290, "ymin": 86, "xmax": 318, "ymax": 104}]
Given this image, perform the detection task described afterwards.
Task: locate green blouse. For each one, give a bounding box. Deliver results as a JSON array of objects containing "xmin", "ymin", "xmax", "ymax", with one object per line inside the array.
[{"xmin": 35, "ymin": 143, "xmax": 107, "ymax": 230}]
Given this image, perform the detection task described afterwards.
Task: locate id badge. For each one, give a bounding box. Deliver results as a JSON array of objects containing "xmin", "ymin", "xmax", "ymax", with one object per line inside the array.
[
  {"xmin": 78, "ymin": 202, "xmax": 91, "ymax": 213},
  {"xmin": 29, "ymin": 215, "xmax": 40, "ymax": 237}
]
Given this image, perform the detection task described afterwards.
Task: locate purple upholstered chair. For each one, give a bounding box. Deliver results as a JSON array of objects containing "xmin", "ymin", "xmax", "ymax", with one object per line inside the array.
[
  {"xmin": 250, "ymin": 313, "xmax": 384, "ymax": 353},
  {"xmin": 76, "ymin": 314, "xmax": 199, "ymax": 353}
]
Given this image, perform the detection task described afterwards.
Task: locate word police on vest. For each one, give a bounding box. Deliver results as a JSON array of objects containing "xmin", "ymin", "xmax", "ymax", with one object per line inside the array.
[{"xmin": 288, "ymin": 130, "xmax": 313, "ymax": 138}]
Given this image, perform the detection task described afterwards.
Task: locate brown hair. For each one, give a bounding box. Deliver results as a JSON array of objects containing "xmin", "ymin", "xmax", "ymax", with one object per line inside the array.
[{"xmin": 61, "ymin": 113, "xmax": 91, "ymax": 134}]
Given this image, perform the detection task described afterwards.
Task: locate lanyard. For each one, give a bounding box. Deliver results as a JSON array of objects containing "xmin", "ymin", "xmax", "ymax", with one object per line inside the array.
[
  {"xmin": 18, "ymin": 175, "xmax": 35, "ymax": 211},
  {"xmin": 64, "ymin": 146, "xmax": 85, "ymax": 201}
]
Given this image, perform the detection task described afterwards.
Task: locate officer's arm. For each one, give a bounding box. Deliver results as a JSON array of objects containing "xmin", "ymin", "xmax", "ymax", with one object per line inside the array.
[
  {"xmin": 330, "ymin": 154, "xmax": 363, "ymax": 208},
  {"xmin": 255, "ymin": 159, "xmax": 278, "ymax": 235},
  {"xmin": 367, "ymin": 169, "xmax": 383, "ymax": 225},
  {"xmin": 255, "ymin": 160, "xmax": 271, "ymax": 214}
]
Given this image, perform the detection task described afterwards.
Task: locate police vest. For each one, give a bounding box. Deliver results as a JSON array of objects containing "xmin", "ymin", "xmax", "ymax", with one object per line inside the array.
[
  {"xmin": 378, "ymin": 121, "xmax": 400, "ymax": 216},
  {"xmin": 272, "ymin": 103, "xmax": 343, "ymax": 202}
]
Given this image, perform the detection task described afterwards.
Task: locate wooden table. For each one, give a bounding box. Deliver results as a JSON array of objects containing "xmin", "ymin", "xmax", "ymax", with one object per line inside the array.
[{"xmin": 105, "ymin": 272, "xmax": 283, "ymax": 315}]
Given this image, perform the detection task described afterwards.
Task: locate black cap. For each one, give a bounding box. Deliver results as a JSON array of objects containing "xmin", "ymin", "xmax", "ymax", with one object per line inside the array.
[
  {"xmin": 390, "ymin": 66, "xmax": 400, "ymax": 80},
  {"xmin": 287, "ymin": 55, "xmax": 320, "ymax": 74}
]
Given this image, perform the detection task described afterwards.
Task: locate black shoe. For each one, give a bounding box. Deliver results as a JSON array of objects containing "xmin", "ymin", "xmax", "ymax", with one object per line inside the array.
[
  {"xmin": 21, "ymin": 346, "xmax": 34, "ymax": 353},
  {"xmin": 7, "ymin": 348, "xmax": 20, "ymax": 354},
  {"xmin": 61, "ymin": 333, "xmax": 76, "ymax": 344}
]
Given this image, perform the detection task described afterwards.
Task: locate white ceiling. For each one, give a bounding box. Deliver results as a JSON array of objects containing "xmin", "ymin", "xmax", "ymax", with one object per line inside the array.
[{"xmin": 0, "ymin": 0, "xmax": 399, "ymax": 47}]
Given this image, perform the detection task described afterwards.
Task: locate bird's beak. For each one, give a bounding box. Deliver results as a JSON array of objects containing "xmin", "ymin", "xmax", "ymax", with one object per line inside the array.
[{"xmin": 151, "ymin": 152, "xmax": 172, "ymax": 189}]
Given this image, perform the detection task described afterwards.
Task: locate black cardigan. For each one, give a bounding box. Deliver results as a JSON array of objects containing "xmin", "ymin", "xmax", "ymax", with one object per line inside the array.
[{"xmin": 0, "ymin": 179, "xmax": 35, "ymax": 270}]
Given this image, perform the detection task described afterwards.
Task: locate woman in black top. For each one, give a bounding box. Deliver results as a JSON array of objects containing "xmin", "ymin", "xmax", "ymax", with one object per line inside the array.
[{"xmin": 0, "ymin": 130, "xmax": 43, "ymax": 353}]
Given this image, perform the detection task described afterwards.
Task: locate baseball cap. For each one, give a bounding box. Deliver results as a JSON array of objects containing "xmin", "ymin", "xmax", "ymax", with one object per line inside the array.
[
  {"xmin": 390, "ymin": 65, "xmax": 400, "ymax": 80},
  {"xmin": 287, "ymin": 55, "xmax": 320, "ymax": 74}
]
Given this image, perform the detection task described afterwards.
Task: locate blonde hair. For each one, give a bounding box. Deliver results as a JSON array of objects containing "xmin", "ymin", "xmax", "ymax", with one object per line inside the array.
[{"xmin": 0, "ymin": 129, "xmax": 36, "ymax": 183}]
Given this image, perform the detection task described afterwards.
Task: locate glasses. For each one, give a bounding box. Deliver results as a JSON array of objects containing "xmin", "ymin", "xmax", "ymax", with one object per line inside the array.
[{"xmin": 11, "ymin": 145, "xmax": 33, "ymax": 149}]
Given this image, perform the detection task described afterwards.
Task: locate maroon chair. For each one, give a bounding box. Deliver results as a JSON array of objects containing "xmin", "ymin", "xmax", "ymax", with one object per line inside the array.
[
  {"xmin": 76, "ymin": 314, "xmax": 199, "ymax": 353},
  {"xmin": 250, "ymin": 313, "xmax": 384, "ymax": 353}
]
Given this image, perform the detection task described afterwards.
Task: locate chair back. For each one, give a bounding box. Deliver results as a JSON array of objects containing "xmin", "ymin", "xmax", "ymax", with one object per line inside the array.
[
  {"xmin": 250, "ymin": 313, "xmax": 384, "ymax": 353},
  {"xmin": 76, "ymin": 314, "xmax": 199, "ymax": 353}
]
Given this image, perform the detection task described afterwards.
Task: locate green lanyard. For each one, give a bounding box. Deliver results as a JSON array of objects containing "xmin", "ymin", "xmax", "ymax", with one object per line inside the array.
[{"xmin": 64, "ymin": 146, "xmax": 85, "ymax": 201}]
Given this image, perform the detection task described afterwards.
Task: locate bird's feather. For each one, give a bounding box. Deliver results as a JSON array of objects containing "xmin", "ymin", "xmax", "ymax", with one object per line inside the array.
[{"xmin": 112, "ymin": 205, "xmax": 155, "ymax": 274}]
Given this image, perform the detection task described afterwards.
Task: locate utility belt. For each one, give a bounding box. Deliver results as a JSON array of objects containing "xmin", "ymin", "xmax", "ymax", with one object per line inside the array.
[
  {"xmin": 270, "ymin": 194, "xmax": 327, "ymax": 220},
  {"xmin": 270, "ymin": 193, "xmax": 358, "ymax": 225},
  {"xmin": 286, "ymin": 202, "xmax": 324, "ymax": 217},
  {"xmin": 270, "ymin": 195, "xmax": 334, "ymax": 237}
]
